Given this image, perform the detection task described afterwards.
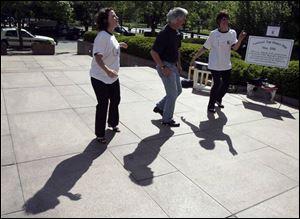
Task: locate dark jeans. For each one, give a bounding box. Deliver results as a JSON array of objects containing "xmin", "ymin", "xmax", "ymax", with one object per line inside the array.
[
  {"xmin": 91, "ymin": 77, "xmax": 120, "ymax": 137},
  {"xmin": 208, "ymin": 69, "xmax": 231, "ymax": 109}
]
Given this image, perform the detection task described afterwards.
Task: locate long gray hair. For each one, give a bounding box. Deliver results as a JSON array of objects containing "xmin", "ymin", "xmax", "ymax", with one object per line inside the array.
[{"xmin": 166, "ymin": 7, "xmax": 188, "ymax": 24}]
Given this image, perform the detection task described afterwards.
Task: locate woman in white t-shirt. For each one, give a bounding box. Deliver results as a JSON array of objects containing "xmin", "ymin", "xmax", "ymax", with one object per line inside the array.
[
  {"xmin": 191, "ymin": 10, "xmax": 246, "ymax": 113},
  {"xmin": 90, "ymin": 8, "xmax": 128, "ymax": 143}
]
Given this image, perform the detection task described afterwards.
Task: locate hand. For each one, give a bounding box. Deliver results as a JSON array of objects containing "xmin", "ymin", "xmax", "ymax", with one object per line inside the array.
[
  {"xmin": 180, "ymin": 116, "xmax": 186, "ymax": 122},
  {"xmin": 162, "ymin": 67, "xmax": 171, "ymax": 77},
  {"xmin": 239, "ymin": 31, "xmax": 247, "ymax": 41},
  {"xmin": 106, "ymin": 69, "xmax": 118, "ymax": 78},
  {"xmin": 119, "ymin": 42, "xmax": 128, "ymax": 49},
  {"xmin": 190, "ymin": 59, "xmax": 196, "ymax": 67}
]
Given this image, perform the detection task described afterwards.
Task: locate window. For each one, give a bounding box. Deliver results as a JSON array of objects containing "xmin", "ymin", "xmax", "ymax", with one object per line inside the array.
[
  {"xmin": 6, "ymin": 30, "xmax": 17, "ymax": 37},
  {"xmin": 21, "ymin": 30, "xmax": 33, "ymax": 38}
]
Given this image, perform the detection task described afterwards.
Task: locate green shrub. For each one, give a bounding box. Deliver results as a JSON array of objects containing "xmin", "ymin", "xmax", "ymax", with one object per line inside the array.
[
  {"xmin": 82, "ymin": 31, "xmax": 299, "ymax": 98},
  {"xmin": 182, "ymin": 38, "xmax": 207, "ymax": 45},
  {"xmin": 180, "ymin": 43, "xmax": 208, "ymax": 72},
  {"xmin": 116, "ymin": 35, "xmax": 155, "ymax": 60},
  {"xmin": 83, "ymin": 30, "xmax": 98, "ymax": 43},
  {"xmin": 267, "ymin": 61, "xmax": 299, "ymax": 98},
  {"xmin": 231, "ymin": 58, "xmax": 264, "ymax": 85},
  {"xmin": 231, "ymin": 58, "xmax": 299, "ymax": 98}
]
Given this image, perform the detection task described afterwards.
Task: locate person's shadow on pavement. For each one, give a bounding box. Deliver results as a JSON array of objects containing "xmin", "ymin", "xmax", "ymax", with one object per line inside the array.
[
  {"xmin": 23, "ymin": 131, "xmax": 116, "ymax": 215},
  {"xmin": 181, "ymin": 109, "xmax": 238, "ymax": 156},
  {"xmin": 123, "ymin": 119, "xmax": 174, "ymax": 186}
]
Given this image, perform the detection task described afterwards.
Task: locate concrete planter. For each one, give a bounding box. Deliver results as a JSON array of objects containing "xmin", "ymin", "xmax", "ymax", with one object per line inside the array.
[
  {"xmin": 32, "ymin": 43, "xmax": 55, "ymax": 55},
  {"xmin": 229, "ymin": 85, "xmax": 298, "ymax": 108},
  {"xmin": 1, "ymin": 42, "xmax": 7, "ymax": 55},
  {"xmin": 77, "ymin": 39, "xmax": 93, "ymax": 56},
  {"xmin": 76, "ymin": 40, "xmax": 156, "ymax": 67},
  {"xmin": 76, "ymin": 40, "xmax": 188, "ymax": 75},
  {"xmin": 274, "ymin": 95, "xmax": 299, "ymax": 108}
]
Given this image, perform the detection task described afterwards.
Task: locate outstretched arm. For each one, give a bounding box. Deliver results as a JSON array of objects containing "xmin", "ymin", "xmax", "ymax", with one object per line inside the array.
[
  {"xmin": 232, "ymin": 31, "xmax": 247, "ymax": 51},
  {"xmin": 190, "ymin": 47, "xmax": 208, "ymax": 66}
]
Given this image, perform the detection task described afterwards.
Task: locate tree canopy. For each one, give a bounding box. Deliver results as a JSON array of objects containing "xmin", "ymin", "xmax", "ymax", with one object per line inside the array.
[{"xmin": 1, "ymin": 1, "xmax": 298, "ymax": 42}]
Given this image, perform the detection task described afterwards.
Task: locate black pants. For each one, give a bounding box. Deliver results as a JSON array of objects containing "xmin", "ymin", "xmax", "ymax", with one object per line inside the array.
[
  {"xmin": 91, "ymin": 77, "xmax": 121, "ymax": 137},
  {"xmin": 208, "ymin": 69, "xmax": 231, "ymax": 109}
]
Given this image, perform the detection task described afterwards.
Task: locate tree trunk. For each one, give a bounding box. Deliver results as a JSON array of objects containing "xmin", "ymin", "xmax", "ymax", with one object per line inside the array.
[
  {"xmin": 17, "ymin": 19, "xmax": 23, "ymax": 49},
  {"xmin": 157, "ymin": 1, "xmax": 165, "ymax": 26},
  {"xmin": 84, "ymin": 24, "xmax": 89, "ymax": 32},
  {"xmin": 150, "ymin": 17, "xmax": 156, "ymax": 35},
  {"xmin": 119, "ymin": 14, "xmax": 123, "ymax": 27},
  {"xmin": 151, "ymin": 1, "xmax": 165, "ymax": 35},
  {"xmin": 8, "ymin": 18, "xmax": 12, "ymax": 27}
]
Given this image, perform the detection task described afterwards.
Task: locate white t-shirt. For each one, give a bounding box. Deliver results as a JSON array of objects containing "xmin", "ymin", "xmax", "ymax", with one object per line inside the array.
[
  {"xmin": 203, "ymin": 28, "xmax": 238, "ymax": 71},
  {"xmin": 90, "ymin": 31, "xmax": 120, "ymax": 84}
]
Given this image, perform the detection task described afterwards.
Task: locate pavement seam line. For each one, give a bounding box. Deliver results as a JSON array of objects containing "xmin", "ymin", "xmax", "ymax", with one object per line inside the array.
[
  {"xmin": 260, "ymin": 162, "xmax": 299, "ymax": 183},
  {"xmin": 106, "ymin": 149, "xmax": 171, "ymax": 217},
  {"xmin": 230, "ymin": 185, "xmax": 299, "ymax": 217},
  {"xmin": 111, "ymin": 132, "xmax": 233, "ymax": 216},
  {"xmin": 2, "ymin": 87, "xmax": 28, "ymax": 206},
  {"xmin": 157, "ymin": 152, "xmax": 234, "ymax": 216},
  {"xmin": 230, "ymin": 122, "xmax": 299, "ymax": 161},
  {"xmin": 1, "ymin": 209, "xmax": 25, "ymax": 217},
  {"xmin": 4, "ymin": 114, "xmax": 27, "ymax": 208},
  {"xmin": 119, "ymin": 120, "xmax": 143, "ymax": 140}
]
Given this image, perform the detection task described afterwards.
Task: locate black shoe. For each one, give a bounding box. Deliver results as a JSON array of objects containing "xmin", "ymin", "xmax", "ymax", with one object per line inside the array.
[
  {"xmin": 216, "ymin": 101, "xmax": 224, "ymax": 108},
  {"xmin": 207, "ymin": 108, "xmax": 216, "ymax": 113},
  {"xmin": 153, "ymin": 106, "xmax": 163, "ymax": 117},
  {"xmin": 113, "ymin": 127, "xmax": 120, "ymax": 132},
  {"xmin": 110, "ymin": 127, "xmax": 120, "ymax": 132},
  {"xmin": 108, "ymin": 124, "xmax": 120, "ymax": 132},
  {"xmin": 96, "ymin": 137, "xmax": 107, "ymax": 144},
  {"xmin": 162, "ymin": 120, "xmax": 180, "ymax": 127}
]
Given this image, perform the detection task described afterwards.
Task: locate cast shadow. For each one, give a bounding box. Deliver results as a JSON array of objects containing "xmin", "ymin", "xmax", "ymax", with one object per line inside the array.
[
  {"xmin": 191, "ymin": 88, "xmax": 211, "ymax": 97},
  {"xmin": 181, "ymin": 109, "xmax": 238, "ymax": 156},
  {"xmin": 23, "ymin": 131, "xmax": 116, "ymax": 215},
  {"xmin": 123, "ymin": 119, "xmax": 174, "ymax": 186},
  {"xmin": 242, "ymin": 101, "xmax": 295, "ymax": 120}
]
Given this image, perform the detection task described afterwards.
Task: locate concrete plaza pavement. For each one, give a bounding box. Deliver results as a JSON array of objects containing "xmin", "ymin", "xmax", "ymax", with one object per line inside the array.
[{"xmin": 1, "ymin": 54, "xmax": 299, "ymax": 218}]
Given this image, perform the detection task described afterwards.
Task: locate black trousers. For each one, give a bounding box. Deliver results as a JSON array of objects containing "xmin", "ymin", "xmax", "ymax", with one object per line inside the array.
[
  {"xmin": 208, "ymin": 69, "xmax": 231, "ymax": 109},
  {"xmin": 91, "ymin": 77, "xmax": 121, "ymax": 137}
]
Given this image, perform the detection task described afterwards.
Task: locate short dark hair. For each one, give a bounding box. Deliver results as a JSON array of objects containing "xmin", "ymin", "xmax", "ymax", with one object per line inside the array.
[
  {"xmin": 216, "ymin": 10, "xmax": 229, "ymax": 26},
  {"xmin": 96, "ymin": 7, "xmax": 113, "ymax": 31}
]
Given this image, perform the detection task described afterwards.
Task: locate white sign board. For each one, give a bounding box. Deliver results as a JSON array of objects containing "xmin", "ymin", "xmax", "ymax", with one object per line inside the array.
[
  {"xmin": 245, "ymin": 36, "xmax": 294, "ymax": 69},
  {"xmin": 266, "ymin": 26, "xmax": 280, "ymax": 37}
]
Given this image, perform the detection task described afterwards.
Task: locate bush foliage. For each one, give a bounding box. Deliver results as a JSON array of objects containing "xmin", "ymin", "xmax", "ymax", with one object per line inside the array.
[{"xmin": 83, "ymin": 31, "xmax": 299, "ymax": 98}]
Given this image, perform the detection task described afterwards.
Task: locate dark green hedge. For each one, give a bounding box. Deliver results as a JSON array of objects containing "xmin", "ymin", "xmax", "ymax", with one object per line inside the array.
[
  {"xmin": 83, "ymin": 31, "xmax": 299, "ymax": 98},
  {"xmin": 182, "ymin": 38, "xmax": 207, "ymax": 45},
  {"xmin": 230, "ymin": 58, "xmax": 299, "ymax": 98},
  {"xmin": 83, "ymin": 31, "xmax": 98, "ymax": 43},
  {"xmin": 117, "ymin": 35, "xmax": 156, "ymax": 60},
  {"xmin": 115, "ymin": 35, "xmax": 241, "ymax": 69}
]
